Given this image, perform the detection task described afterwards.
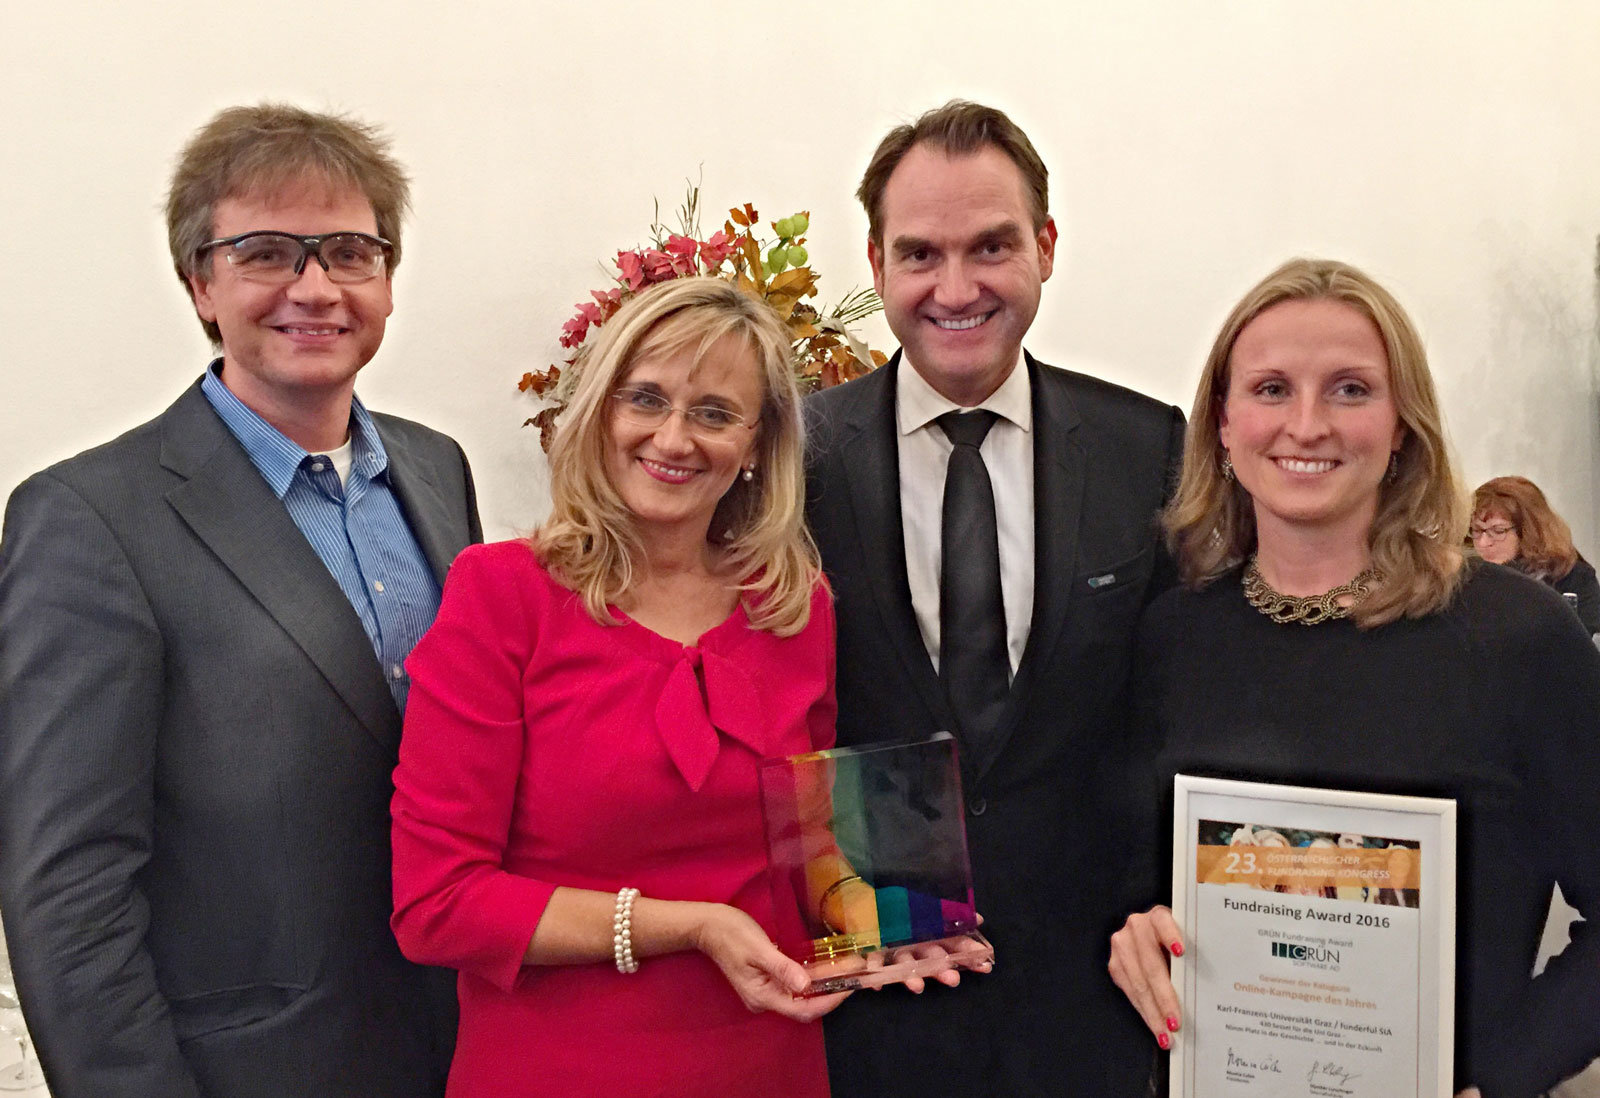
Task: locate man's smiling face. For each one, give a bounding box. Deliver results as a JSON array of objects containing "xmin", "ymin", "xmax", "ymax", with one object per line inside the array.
[
  {"xmin": 188, "ymin": 182, "xmax": 393, "ymax": 421},
  {"xmin": 868, "ymin": 143, "xmax": 1056, "ymax": 406}
]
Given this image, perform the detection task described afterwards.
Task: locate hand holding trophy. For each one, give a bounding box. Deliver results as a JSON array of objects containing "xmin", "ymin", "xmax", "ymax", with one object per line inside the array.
[{"xmin": 760, "ymin": 733, "xmax": 994, "ymax": 996}]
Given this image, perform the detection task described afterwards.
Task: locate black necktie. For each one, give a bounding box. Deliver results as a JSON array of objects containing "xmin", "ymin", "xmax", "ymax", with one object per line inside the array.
[{"xmin": 936, "ymin": 410, "xmax": 1009, "ymax": 755}]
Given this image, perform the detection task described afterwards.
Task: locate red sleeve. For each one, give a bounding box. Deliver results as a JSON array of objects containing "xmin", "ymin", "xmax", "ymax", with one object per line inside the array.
[
  {"xmin": 390, "ymin": 542, "xmax": 556, "ymax": 992},
  {"xmin": 806, "ymin": 579, "xmax": 838, "ymax": 752}
]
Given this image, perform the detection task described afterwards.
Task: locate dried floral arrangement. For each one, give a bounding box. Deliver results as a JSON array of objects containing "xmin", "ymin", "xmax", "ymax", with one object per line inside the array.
[{"xmin": 518, "ymin": 186, "xmax": 886, "ymax": 448}]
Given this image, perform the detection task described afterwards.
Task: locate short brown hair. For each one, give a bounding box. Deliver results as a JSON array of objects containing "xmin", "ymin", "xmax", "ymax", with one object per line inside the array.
[
  {"xmin": 166, "ymin": 103, "xmax": 411, "ymax": 342},
  {"xmin": 856, "ymin": 100, "xmax": 1049, "ymax": 244},
  {"xmin": 1472, "ymin": 475, "xmax": 1578, "ymax": 580},
  {"xmin": 1165, "ymin": 258, "xmax": 1467, "ymax": 627}
]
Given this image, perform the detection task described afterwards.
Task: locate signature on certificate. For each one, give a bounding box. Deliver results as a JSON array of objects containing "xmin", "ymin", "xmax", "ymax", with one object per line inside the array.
[
  {"xmin": 1308, "ymin": 1059, "xmax": 1363, "ymax": 1088},
  {"xmin": 1226, "ymin": 1047, "xmax": 1283, "ymax": 1074}
]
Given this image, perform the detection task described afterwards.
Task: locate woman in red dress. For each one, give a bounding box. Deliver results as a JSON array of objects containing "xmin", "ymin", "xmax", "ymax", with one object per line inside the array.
[{"xmin": 391, "ymin": 277, "xmax": 848, "ymax": 1096}]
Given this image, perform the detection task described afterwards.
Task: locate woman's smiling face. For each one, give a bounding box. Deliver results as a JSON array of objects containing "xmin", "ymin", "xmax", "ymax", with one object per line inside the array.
[
  {"xmin": 603, "ymin": 333, "xmax": 763, "ymax": 546},
  {"xmin": 1219, "ymin": 297, "xmax": 1405, "ymax": 548}
]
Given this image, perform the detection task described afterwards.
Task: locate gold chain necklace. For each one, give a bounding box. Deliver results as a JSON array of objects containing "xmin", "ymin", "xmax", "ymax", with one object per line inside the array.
[{"xmin": 1242, "ymin": 557, "xmax": 1381, "ymax": 625}]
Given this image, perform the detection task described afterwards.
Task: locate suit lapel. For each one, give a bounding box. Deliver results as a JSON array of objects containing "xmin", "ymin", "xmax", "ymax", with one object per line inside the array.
[
  {"xmin": 970, "ymin": 356, "xmax": 1085, "ymax": 780},
  {"xmin": 836, "ymin": 360, "xmax": 957, "ymax": 736},
  {"xmin": 159, "ymin": 384, "xmax": 402, "ymax": 755},
  {"xmin": 381, "ymin": 430, "xmax": 457, "ymax": 586}
]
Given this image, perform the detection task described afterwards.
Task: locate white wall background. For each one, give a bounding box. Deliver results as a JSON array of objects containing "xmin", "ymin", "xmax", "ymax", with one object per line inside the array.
[
  {"xmin": 3, "ymin": 1, "xmax": 1599, "ymax": 546},
  {"xmin": 3, "ymin": 0, "xmax": 1600, "ymax": 547},
  {"xmin": 3, "ymin": 5, "xmax": 1599, "ymax": 1092}
]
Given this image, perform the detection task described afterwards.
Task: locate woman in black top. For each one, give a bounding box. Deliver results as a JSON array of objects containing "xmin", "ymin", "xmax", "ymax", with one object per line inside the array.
[
  {"xmin": 1107, "ymin": 259, "xmax": 1600, "ymax": 1098},
  {"xmin": 1472, "ymin": 475, "xmax": 1600, "ymax": 635}
]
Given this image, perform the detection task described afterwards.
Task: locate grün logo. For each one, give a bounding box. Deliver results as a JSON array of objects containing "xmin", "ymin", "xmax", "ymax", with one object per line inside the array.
[{"xmin": 1271, "ymin": 942, "xmax": 1341, "ymax": 963}]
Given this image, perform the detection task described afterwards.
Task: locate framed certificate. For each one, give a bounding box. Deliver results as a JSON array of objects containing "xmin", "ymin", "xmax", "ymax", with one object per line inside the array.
[{"xmin": 1171, "ymin": 775, "xmax": 1456, "ymax": 1097}]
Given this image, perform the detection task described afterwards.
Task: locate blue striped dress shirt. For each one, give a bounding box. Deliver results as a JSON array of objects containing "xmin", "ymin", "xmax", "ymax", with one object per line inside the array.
[{"xmin": 201, "ymin": 362, "xmax": 441, "ymax": 711}]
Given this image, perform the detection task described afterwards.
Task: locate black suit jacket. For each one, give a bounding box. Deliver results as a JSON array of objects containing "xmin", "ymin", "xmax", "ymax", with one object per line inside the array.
[
  {"xmin": 806, "ymin": 354, "xmax": 1184, "ymax": 1096},
  {"xmin": 0, "ymin": 381, "xmax": 481, "ymax": 1098}
]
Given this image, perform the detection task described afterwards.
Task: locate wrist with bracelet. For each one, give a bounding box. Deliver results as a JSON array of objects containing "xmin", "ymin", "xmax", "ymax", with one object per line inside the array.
[
  {"xmin": 817, "ymin": 874, "xmax": 865, "ymax": 932},
  {"xmin": 613, "ymin": 887, "xmax": 640, "ymax": 974}
]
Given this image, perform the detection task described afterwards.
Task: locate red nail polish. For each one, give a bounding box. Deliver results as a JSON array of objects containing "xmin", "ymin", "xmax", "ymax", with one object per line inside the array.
[
  {"xmin": 1166, "ymin": 1015, "xmax": 1179, "ymax": 1032},
  {"xmin": 1157, "ymin": 1032, "xmax": 1171, "ymax": 1050},
  {"xmin": 1170, "ymin": 941, "xmax": 1184, "ymax": 957}
]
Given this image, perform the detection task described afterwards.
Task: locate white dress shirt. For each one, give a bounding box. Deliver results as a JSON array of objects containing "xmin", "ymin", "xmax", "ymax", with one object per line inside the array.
[{"xmin": 896, "ymin": 352, "xmax": 1035, "ymax": 677}]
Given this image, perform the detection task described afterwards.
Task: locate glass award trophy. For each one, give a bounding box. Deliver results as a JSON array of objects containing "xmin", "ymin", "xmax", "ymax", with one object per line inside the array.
[{"xmin": 759, "ymin": 732, "xmax": 994, "ymax": 995}]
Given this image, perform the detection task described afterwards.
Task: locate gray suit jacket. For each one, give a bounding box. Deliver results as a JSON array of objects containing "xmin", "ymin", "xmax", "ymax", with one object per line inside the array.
[
  {"xmin": 0, "ymin": 380, "xmax": 481, "ymax": 1098},
  {"xmin": 806, "ymin": 354, "xmax": 1184, "ymax": 1096}
]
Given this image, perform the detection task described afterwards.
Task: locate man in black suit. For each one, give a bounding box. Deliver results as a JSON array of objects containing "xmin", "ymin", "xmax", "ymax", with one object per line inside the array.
[
  {"xmin": 0, "ymin": 104, "xmax": 478, "ymax": 1098},
  {"xmin": 809, "ymin": 100, "xmax": 1185, "ymax": 1095}
]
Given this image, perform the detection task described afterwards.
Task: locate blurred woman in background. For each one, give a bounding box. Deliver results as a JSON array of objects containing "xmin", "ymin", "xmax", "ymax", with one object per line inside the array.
[{"xmin": 1472, "ymin": 475, "xmax": 1600, "ymax": 634}]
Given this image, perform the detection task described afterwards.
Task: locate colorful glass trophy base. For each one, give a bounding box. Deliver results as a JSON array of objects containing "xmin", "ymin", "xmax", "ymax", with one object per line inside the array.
[
  {"xmin": 798, "ymin": 928, "xmax": 994, "ymax": 996},
  {"xmin": 759, "ymin": 733, "xmax": 994, "ymax": 998}
]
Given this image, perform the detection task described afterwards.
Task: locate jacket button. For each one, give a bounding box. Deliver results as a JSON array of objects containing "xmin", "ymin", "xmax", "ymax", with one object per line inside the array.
[{"xmin": 967, "ymin": 796, "xmax": 987, "ymax": 817}]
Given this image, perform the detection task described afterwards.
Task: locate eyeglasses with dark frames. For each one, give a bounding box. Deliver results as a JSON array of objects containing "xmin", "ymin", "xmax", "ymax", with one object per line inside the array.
[{"xmin": 195, "ymin": 231, "xmax": 394, "ymax": 284}]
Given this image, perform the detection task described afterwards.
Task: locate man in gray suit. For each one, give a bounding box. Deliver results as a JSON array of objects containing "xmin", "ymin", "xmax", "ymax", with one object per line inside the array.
[{"xmin": 0, "ymin": 104, "xmax": 479, "ymax": 1098}]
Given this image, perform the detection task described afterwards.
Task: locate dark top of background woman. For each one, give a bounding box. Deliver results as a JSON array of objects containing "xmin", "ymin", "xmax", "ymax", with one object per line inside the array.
[{"xmin": 1549, "ymin": 554, "xmax": 1600, "ymax": 633}]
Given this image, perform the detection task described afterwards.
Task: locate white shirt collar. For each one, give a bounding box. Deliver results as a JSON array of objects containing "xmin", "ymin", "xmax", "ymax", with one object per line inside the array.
[{"xmin": 895, "ymin": 348, "xmax": 1032, "ymax": 437}]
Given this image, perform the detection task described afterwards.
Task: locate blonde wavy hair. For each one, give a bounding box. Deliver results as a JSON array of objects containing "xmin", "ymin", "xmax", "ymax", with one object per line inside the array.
[
  {"xmin": 1165, "ymin": 258, "xmax": 1467, "ymax": 627},
  {"xmin": 536, "ymin": 277, "xmax": 820, "ymax": 635}
]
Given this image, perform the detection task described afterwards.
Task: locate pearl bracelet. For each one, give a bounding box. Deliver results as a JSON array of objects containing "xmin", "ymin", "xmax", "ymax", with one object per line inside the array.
[{"xmin": 613, "ymin": 887, "xmax": 640, "ymax": 974}]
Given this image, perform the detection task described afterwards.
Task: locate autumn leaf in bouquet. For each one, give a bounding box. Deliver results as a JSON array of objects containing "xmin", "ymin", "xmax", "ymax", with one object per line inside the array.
[{"xmin": 519, "ymin": 185, "xmax": 887, "ymax": 450}]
